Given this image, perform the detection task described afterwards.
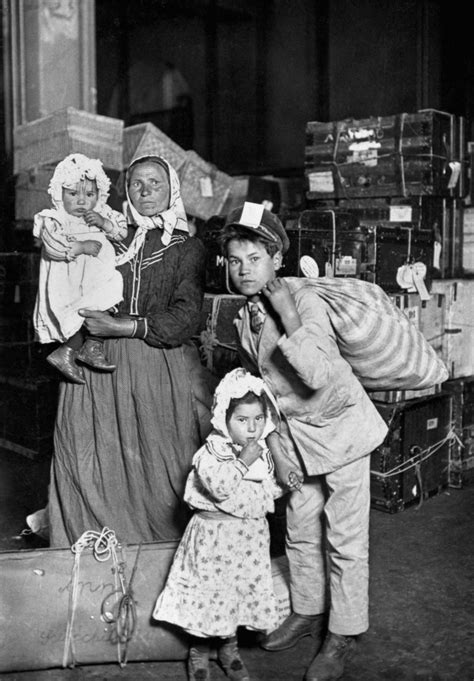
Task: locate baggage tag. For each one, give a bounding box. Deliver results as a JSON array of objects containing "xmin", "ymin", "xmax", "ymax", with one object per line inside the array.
[
  {"xmin": 325, "ymin": 262, "xmax": 334, "ymax": 277},
  {"xmin": 447, "ymin": 161, "xmax": 461, "ymax": 190},
  {"xmin": 308, "ymin": 171, "xmax": 334, "ymax": 194},
  {"xmin": 411, "ymin": 265, "xmax": 431, "ymax": 301},
  {"xmin": 335, "ymin": 255, "xmax": 357, "ymax": 276},
  {"xmin": 200, "ymin": 176, "xmax": 214, "ymax": 197},
  {"xmin": 396, "ymin": 263, "xmax": 431, "ymax": 301}
]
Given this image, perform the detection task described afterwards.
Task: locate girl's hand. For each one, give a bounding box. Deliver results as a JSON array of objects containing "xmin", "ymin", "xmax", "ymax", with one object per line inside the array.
[
  {"xmin": 84, "ymin": 210, "xmax": 105, "ymax": 229},
  {"xmin": 239, "ymin": 440, "xmax": 263, "ymax": 468}
]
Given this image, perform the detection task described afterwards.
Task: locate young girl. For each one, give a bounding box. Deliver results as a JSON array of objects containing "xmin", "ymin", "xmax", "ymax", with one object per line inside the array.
[
  {"xmin": 33, "ymin": 153, "xmax": 127, "ymax": 384},
  {"xmin": 152, "ymin": 367, "xmax": 302, "ymax": 681}
]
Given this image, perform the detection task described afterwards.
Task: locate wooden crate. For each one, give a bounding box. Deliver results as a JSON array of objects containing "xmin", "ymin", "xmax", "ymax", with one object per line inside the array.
[
  {"xmin": 0, "ymin": 251, "xmax": 40, "ymax": 319},
  {"xmin": 179, "ymin": 150, "xmax": 232, "ymax": 220},
  {"xmin": 0, "ymin": 373, "xmax": 58, "ymax": 459},
  {"xmin": 13, "ymin": 108, "xmax": 123, "ymax": 173},
  {"xmin": 430, "ymin": 279, "xmax": 474, "ymax": 379},
  {"xmin": 123, "ymin": 122, "xmax": 188, "ymax": 172},
  {"xmin": 442, "ymin": 376, "xmax": 474, "ymax": 488},
  {"xmin": 462, "ymin": 205, "xmax": 474, "ymax": 275},
  {"xmin": 14, "ymin": 166, "xmax": 55, "ymax": 220}
]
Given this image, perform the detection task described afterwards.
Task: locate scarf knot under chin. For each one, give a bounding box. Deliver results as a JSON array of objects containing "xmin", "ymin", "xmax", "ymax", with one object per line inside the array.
[{"xmin": 115, "ymin": 156, "xmax": 189, "ymax": 266}]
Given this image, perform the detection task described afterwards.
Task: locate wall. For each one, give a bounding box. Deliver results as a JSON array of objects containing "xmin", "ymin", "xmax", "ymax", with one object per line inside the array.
[{"xmin": 327, "ymin": 0, "xmax": 442, "ymax": 121}]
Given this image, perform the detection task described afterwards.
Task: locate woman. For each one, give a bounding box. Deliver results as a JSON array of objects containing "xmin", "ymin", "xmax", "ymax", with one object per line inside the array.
[{"xmin": 47, "ymin": 154, "xmax": 209, "ymax": 546}]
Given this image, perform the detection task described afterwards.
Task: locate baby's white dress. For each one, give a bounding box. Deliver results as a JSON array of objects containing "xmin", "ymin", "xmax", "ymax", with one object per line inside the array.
[{"xmin": 33, "ymin": 206, "xmax": 125, "ymax": 343}]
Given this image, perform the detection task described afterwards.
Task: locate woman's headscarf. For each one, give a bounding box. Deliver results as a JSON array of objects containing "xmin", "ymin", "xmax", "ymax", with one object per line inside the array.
[{"xmin": 115, "ymin": 154, "xmax": 189, "ymax": 266}]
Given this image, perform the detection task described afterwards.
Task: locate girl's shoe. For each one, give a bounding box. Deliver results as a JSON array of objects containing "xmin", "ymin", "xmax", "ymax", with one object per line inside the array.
[
  {"xmin": 46, "ymin": 345, "xmax": 86, "ymax": 384},
  {"xmin": 188, "ymin": 645, "xmax": 210, "ymax": 681},
  {"xmin": 218, "ymin": 637, "xmax": 251, "ymax": 681}
]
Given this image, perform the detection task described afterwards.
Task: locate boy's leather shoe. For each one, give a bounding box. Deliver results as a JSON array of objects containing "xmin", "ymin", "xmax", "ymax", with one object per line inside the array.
[
  {"xmin": 47, "ymin": 345, "xmax": 86, "ymax": 384},
  {"xmin": 304, "ymin": 632, "xmax": 356, "ymax": 681},
  {"xmin": 76, "ymin": 339, "xmax": 116, "ymax": 372},
  {"xmin": 260, "ymin": 612, "xmax": 326, "ymax": 651}
]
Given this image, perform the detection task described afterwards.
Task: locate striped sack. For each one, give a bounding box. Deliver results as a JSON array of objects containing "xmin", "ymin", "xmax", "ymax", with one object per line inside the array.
[{"xmin": 284, "ymin": 277, "xmax": 449, "ymax": 391}]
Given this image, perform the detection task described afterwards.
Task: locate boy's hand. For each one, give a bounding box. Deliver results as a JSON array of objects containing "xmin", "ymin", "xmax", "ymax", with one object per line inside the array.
[
  {"xmin": 239, "ymin": 440, "xmax": 263, "ymax": 468},
  {"xmin": 287, "ymin": 469, "xmax": 304, "ymax": 491},
  {"xmin": 76, "ymin": 239, "xmax": 102, "ymax": 256},
  {"xmin": 84, "ymin": 210, "xmax": 105, "ymax": 229},
  {"xmin": 261, "ymin": 278, "xmax": 301, "ymax": 336}
]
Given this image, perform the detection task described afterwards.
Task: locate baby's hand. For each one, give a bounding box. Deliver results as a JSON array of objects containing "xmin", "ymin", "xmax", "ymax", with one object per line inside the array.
[
  {"xmin": 79, "ymin": 240, "xmax": 103, "ymax": 257},
  {"xmin": 239, "ymin": 440, "xmax": 263, "ymax": 468},
  {"xmin": 84, "ymin": 210, "xmax": 105, "ymax": 229}
]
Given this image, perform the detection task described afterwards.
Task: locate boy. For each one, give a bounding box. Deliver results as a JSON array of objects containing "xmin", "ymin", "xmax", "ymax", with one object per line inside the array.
[{"xmin": 219, "ymin": 202, "xmax": 388, "ymax": 681}]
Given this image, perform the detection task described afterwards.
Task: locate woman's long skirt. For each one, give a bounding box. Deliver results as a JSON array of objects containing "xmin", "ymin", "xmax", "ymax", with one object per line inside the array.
[{"xmin": 48, "ymin": 337, "xmax": 204, "ymax": 547}]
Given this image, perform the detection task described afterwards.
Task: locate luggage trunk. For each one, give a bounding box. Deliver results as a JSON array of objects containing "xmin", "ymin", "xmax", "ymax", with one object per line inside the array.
[{"xmin": 370, "ymin": 393, "xmax": 453, "ymax": 512}]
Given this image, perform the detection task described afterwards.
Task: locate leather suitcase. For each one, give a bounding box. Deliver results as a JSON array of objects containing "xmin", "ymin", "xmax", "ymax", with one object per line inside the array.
[
  {"xmin": 282, "ymin": 209, "xmax": 373, "ymax": 280},
  {"xmin": 370, "ymin": 393, "xmax": 453, "ymax": 513},
  {"xmin": 305, "ymin": 109, "xmax": 462, "ymax": 200},
  {"xmin": 196, "ymin": 216, "xmax": 238, "ymax": 294},
  {"xmin": 197, "ymin": 293, "xmax": 246, "ymax": 377},
  {"xmin": 283, "ymin": 211, "xmax": 434, "ymax": 294}
]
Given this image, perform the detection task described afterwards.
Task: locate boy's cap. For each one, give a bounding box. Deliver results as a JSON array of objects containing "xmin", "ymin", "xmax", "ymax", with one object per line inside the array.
[{"xmin": 224, "ymin": 202, "xmax": 290, "ymax": 254}]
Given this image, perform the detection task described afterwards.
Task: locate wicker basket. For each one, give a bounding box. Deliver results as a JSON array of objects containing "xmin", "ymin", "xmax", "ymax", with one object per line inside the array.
[
  {"xmin": 123, "ymin": 122, "xmax": 188, "ymax": 172},
  {"xmin": 14, "ymin": 166, "xmax": 55, "ymax": 220},
  {"xmin": 179, "ymin": 150, "xmax": 232, "ymax": 220},
  {"xmin": 13, "ymin": 108, "xmax": 124, "ymax": 173}
]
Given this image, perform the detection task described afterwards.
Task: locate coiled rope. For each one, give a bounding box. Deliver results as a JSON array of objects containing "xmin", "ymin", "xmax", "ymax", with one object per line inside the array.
[{"xmin": 63, "ymin": 527, "xmax": 140, "ymax": 669}]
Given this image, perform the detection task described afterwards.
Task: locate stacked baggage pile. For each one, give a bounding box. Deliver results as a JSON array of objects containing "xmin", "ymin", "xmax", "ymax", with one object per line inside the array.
[
  {"xmin": 302, "ymin": 108, "xmax": 474, "ymax": 509},
  {"xmin": 197, "ymin": 108, "xmax": 474, "ymax": 512},
  {"xmin": 3, "ymin": 106, "xmax": 473, "ymax": 502}
]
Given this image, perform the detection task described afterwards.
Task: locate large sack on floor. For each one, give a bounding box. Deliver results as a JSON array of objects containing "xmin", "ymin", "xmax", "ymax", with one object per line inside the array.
[
  {"xmin": 285, "ymin": 277, "xmax": 449, "ymax": 391},
  {"xmin": 0, "ymin": 533, "xmax": 290, "ymax": 672}
]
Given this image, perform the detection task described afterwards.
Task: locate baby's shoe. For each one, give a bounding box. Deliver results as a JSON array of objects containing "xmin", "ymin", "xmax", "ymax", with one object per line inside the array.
[
  {"xmin": 188, "ymin": 645, "xmax": 210, "ymax": 681},
  {"xmin": 47, "ymin": 345, "xmax": 86, "ymax": 384},
  {"xmin": 218, "ymin": 636, "xmax": 251, "ymax": 681},
  {"xmin": 76, "ymin": 338, "xmax": 116, "ymax": 372}
]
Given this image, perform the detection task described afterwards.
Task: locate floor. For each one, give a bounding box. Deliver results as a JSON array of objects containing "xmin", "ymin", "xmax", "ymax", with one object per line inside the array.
[{"xmin": 0, "ymin": 446, "xmax": 473, "ymax": 681}]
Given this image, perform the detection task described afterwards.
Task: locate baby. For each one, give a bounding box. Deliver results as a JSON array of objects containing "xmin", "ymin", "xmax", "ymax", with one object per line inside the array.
[{"xmin": 33, "ymin": 153, "xmax": 127, "ymax": 384}]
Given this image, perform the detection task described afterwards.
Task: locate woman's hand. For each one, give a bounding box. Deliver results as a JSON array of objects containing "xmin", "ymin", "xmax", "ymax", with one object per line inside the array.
[
  {"xmin": 71, "ymin": 240, "xmax": 102, "ymax": 257},
  {"xmin": 78, "ymin": 309, "xmax": 135, "ymax": 338},
  {"xmin": 261, "ymin": 278, "xmax": 301, "ymax": 336}
]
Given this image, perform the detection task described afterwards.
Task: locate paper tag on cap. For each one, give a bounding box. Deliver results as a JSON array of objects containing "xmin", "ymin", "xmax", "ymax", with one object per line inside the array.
[{"xmin": 240, "ymin": 202, "xmax": 265, "ymax": 228}]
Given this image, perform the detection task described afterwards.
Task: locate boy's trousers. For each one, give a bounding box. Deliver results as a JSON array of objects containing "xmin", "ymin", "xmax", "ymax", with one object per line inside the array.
[{"xmin": 285, "ymin": 454, "xmax": 370, "ymax": 635}]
